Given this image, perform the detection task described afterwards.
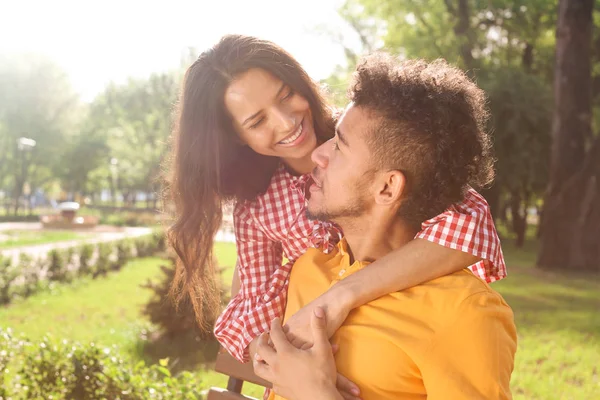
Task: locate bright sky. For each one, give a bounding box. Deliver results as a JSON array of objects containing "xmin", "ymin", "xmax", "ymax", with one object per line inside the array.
[{"xmin": 1, "ymin": 0, "xmax": 356, "ymax": 101}]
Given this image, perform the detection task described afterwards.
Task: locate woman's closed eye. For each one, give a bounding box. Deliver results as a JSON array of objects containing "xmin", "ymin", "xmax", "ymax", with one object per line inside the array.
[
  {"xmin": 282, "ymin": 88, "xmax": 294, "ymax": 101},
  {"xmin": 249, "ymin": 117, "xmax": 265, "ymax": 129}
]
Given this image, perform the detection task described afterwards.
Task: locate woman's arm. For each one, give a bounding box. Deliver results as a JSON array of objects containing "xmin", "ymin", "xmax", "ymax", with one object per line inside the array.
[
  {"xmin": 214, "ymin": 202, "xmax": 291, "ymax": 363},
  {"xmin": 231, "ymin": 266, "xmax": 241, "ymax": 297},
  {"xmin": 284, "ymin": 188, "xmax": 505, "ymax": 346}
]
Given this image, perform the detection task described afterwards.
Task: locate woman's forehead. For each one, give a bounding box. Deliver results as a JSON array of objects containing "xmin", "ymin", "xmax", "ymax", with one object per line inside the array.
[{"xmin": 224, "ymin": 69, "xmax": 285, "ymax": 119}]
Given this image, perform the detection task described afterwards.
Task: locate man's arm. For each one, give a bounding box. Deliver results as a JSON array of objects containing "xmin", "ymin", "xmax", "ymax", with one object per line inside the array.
[{"xmin": 421, "ymin": 291, "xmax": 517, "ymax": 400}]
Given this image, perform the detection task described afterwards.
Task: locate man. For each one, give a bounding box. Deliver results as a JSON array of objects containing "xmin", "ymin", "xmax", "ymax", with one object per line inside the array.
[{"xmin": 254, "ymin": 54, "xmax": 517, "ymax": 400}]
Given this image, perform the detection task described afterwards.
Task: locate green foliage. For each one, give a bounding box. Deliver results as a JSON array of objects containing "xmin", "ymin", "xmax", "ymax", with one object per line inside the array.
[
  {"xmin": 19, "ymin": 253, "xmax": 40, "ymax": 298},
  {"xmin": 81, "ymin": 71, "xmax": 179, "ymax": 201},
  {"xmin": 0, "ymin": 234, "xmax": 165, "ymax": 303},
  {"xmin": 483, "ymin": 65, "xmax": 552, "ymax": 197},
  {"xmin": 99, "ymin": 211, "xmax": 160, "ymax": 227},
  {"xmin": 115, "ymin": 239, "xmax": 134, "ymax": 271},
  {"xmin": 141, "ymin": 260, "xmax": 200, "ymax": 338},
  {"xmin": 0, "ymin": 214, "xmax": 40, "ymax": 223},
  {"xmin": 95, "ymin": 242, "xmax": 113, "ymax": 277},
  {"xmin": 140, "ymin": 253, "xmax": 224, "ymax": 339},
  {"xmin": 0, "ymin": 328, "xmax": 204, "ymax": 399},
  {"xmin": 0, "ymin": 54, "xmax": 80, "ymax": 213},
  {"xmin": 134, "ymin": 237, "xmax": 155, "ymax": 258},
  {"xmin": 0, "ymin": 254, "xmax": 18, "ymax": 304},
  {"xmin": 332, "ymin": 0, "xmax": 559, "ymax": 243},
  {"xmin": 47, "ymin": 249, "xmax": 70, "ymax": 282},
  {"xmin": 77, "ymin": 244, "xmax": 95, "ymax": 277}
]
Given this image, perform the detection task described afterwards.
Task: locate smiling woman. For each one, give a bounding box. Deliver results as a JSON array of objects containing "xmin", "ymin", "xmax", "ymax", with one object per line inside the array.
[
  {"xmin": 165, "ymin": 34, "xmax": 336, "ymax": 334},
  {"xmin": 224, "ymin": 68, "xmax": 318, "ymax": 174}
]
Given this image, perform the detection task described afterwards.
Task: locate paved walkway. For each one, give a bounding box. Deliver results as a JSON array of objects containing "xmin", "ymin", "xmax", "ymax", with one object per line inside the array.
[{"xmin": 0, "ymin": 222, "xmax": 152, "ymax": 262}]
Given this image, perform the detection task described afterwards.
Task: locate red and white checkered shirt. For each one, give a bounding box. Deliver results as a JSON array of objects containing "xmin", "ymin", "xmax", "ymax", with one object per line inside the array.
[{"xmin": 213, "ymin": 164, "xmax": 506, "ymax": 363}]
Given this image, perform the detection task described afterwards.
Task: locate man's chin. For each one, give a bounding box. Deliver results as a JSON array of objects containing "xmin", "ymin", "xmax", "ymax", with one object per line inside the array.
[{"xmin": 305, "ymin": 206, "xmax": 329, "ymax": 222}]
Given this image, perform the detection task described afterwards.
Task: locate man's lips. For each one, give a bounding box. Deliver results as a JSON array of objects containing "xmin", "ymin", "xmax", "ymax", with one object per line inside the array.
[{"xmin": 310, "ymin": 172, "xmax": 322, "ymax": 188}]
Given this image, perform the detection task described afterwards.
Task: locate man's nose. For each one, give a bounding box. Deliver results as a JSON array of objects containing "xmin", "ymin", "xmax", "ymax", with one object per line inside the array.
[{"xmin": 311, "ymin": 140, "xmax": 331, "ymax": 169}]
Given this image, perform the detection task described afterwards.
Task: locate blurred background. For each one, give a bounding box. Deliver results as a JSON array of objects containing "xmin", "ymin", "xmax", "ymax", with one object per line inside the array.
[{"xmin": 0, "ymin": 0, "xmax": 598, "ymax": 399}]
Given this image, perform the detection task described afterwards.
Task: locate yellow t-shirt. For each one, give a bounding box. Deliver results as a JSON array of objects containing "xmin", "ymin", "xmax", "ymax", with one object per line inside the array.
[{"xmin": 271, "ymin": 240, "xmax": 517, "ymax": 400}]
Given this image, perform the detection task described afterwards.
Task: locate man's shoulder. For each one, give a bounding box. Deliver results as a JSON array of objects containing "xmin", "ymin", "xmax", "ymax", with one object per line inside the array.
[{"xmin": 388, "ymin": 269, "xmax": 510, "ymax": 318}]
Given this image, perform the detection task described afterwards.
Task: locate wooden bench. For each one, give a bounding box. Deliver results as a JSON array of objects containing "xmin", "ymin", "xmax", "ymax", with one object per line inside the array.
[{"xmin": 207, "ymin": 349, "xmax": 272, "ymax": 400}]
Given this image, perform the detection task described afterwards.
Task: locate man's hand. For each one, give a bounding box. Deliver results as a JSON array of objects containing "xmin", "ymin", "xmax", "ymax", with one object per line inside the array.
[
  {"xmin": 253, "ymin": 308, "xmax": 359, "ymax": 400},
  {"xmin": 283, "ymin": 291, "xmax": 351, "ymax": 350}
]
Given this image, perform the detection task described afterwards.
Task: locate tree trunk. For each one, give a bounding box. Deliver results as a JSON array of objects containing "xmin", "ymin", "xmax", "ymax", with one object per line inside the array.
[
  {"xmin": 510, "ymin": 192, "xmax": 527, "ymax": 248},
  {"xmin": 522, "ymin": 42, "xmax": 534, "ymax": 72},
  {"xmin": 446, "ymin": 0, "xmax": 476, "ymax": 73},
  {"xmin": 538, "ymin": 0, "xmax": 599, "ymax": 271}
]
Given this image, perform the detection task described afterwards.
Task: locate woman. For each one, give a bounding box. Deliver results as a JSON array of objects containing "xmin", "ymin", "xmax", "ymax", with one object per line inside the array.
[{"xmin": 166, "ymin": 34, "xmax": 505, "ymax": 365}]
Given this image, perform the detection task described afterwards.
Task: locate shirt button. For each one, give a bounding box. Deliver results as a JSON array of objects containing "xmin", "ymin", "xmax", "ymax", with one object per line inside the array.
[{"xmin": 338, "ymin": 269, "xmax": 346, "ymax": 277}]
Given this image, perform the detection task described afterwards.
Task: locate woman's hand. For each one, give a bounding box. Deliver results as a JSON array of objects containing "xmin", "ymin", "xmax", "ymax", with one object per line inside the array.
[
  {"xmin": 253, "ymin": 308, "xmax": 360, "ymax": 400},
  {"xmin": 282, "ymin": 286, "xmax": 352, "ymax": 349}
]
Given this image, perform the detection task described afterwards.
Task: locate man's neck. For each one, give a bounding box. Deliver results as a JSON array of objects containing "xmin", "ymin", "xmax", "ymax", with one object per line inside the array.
[{"xmin": 338, "ymin": 211, "xmax": 418, "ymax": 264}]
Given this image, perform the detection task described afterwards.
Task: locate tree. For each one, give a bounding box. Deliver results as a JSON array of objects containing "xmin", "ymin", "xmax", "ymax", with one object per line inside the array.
[
  {"xmin": 484, "ymin": 67, "xmax": 552, "ymax": 246},
  {"xmin": 332, "ymin": 1, "xmax": 558, "ymax": 245},
  {"xmin": 538, "ymin": 0, "xmax": 599, "ymax": 271},
  {"xmin": 0, "ymin": 54, "xmax": 80, "ymax": 213},
  {"xmin": 83, "ymin": 71, "xmax": 179, "ymax": 207}
]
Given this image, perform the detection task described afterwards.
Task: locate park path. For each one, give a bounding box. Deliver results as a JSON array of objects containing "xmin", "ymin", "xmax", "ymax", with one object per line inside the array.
[{"xmin": 0, "ymin": 222, "xmax": 152, "ymax": 262}]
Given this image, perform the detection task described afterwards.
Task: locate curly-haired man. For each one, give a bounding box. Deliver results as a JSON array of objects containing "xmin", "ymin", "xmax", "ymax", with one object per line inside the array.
[{"xmin": 255, "ymin": 54, "xmax": 517, "ymax": 400}]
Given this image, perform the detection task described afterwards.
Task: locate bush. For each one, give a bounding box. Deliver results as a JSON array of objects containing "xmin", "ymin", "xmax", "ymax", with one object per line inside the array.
[
  {"xmin": 47, "ymin": 249, "xmax": 70, "ymax": 282},
  {"xmin": 0, "ymin": 214, "xmax": 40, "ymax": 223},
  {"xmin": 141, "ymin": 260, "xmax": 199, "ymax": 338},
  {"xmin": 152, "ymin": 230, "xmax": 166, "ymax": 253},
  {"xmin": 0, "ymin": 233, "xmax": 164, "ymax": 301},
  {"xmin": 0, "ymin": 328, "xmax": 204, "ymax": 399},
  {"xmin": 134, "ymin": 237, "xmax": 152, "ymax": 258},
  {"xmin": 142, "ymin": 255, "xmax": 227, "ymax": 338},
  {"xmin": 78, "ymin": 244, "xmax": 95, "ymax": 277},
  {"xmin": 95, "ymin": 243, "xmax": 113, "ymax": 277},
  {"xmin": 19, "ymin": 253, "xmax": 40, "ymax": 298},
  {"xmin": 99, "ymin": 211, "xmax": 159, "ymax": 228},
  {"xmin": 0, "ymin": 255, "xmax": 18, "ymax": 304},
  {"xmin": 114, "ymin": 239, "xmax": 133, "ymax": 271}
]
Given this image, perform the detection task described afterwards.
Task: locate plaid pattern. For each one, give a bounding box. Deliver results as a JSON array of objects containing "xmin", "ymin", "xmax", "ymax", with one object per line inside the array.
[{"xmin": 214, "ymin": 164, "xmax": 506, "ymax": 363}]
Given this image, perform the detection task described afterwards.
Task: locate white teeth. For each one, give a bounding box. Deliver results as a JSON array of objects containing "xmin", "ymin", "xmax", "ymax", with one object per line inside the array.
[{"xmin": 279, "ymin": 123, "xmax": 303, "ymax": 144}]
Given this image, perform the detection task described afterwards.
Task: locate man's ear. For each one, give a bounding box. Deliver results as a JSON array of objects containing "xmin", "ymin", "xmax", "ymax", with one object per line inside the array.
[{"xmin": 374, "ymin": 170, "xmax": 406, "ymax": 206}]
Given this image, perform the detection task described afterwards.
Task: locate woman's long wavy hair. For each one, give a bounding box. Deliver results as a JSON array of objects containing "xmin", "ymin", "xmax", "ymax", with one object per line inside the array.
[{"xmin": 165, "ymin": 34, "xmax": 336, "ymax": 330}]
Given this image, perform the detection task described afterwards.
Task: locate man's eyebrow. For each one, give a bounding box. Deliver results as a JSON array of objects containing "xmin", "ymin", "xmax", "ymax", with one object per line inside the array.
[
  {"xmin": 336, "ymin": 127, "xmax": 349, "ymax": 147},
  {"xmin": 242, "ymin": 83, "xmax": 287, "ymax": 127}
]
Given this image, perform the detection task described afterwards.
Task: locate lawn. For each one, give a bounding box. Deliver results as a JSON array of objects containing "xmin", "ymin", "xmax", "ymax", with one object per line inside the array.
[
  {"xmin": 0, "ymin": 239, "xmax": 597, "ymax": 399},
  {"xmin": 0, "ymin": 242, "xmax": 264, "ymax": 398},
  {"xmin": 493, "ymin": 240, "xmax": 599, "ymax": 399},
  {"xmin": 0, "ymin": 229, "xmax": 87, "ymax": 249}
]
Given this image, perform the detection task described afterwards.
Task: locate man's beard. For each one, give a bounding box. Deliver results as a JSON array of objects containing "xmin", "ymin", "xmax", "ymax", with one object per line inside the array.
[
  {"xmin": 306, "ymin": 194, "xmax": 368, "ymax": 222},
  {"xmin": 307, "ymin": 169, "xmax": 374, "ymax": 223}
]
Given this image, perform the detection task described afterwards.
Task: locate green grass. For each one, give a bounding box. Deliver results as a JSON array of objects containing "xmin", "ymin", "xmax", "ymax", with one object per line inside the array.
[
  {"xmin": 494, "ymin": 240, "xmax": 599, "ymax": 399},
  {"xmin": 0, "ymin": 242, "xmax": 265, "ymax": 398},
  {"xmin": 0, "ymin": 238, "xmax": 597, "ymax": 399},
  {"xmin": 0, "ymin": 229, "xmax": 86, "ymax": 249},
  {"xmin": 0, "ymin": 257, "xmax": 164, "ymax": 344}
]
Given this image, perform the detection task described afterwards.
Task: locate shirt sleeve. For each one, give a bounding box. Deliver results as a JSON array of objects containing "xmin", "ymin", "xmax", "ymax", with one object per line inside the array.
[
  {"xmin": 421, "ymin": 291, "xmax": 518, "ymax": 399},
  {"xmin": 415, "ymin": 187, "xmax": 507, "ymax": 283},
  {"xmin": 213, "ymin": 202, "xmax": 292, "ymax": 363}
]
